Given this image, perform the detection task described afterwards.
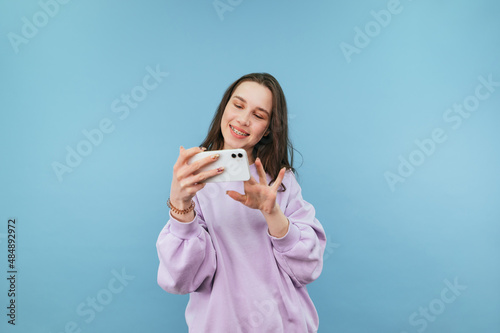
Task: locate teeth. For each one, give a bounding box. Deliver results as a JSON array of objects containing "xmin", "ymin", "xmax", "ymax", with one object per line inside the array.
[{"xmin": 231, "ymin": 125, "xmax": 249, "ymax": 136}]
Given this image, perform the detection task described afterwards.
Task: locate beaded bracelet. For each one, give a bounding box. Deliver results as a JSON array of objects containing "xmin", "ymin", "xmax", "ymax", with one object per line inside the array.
[{"xmin": 167, "ymin": 198, "xmax": 195, "ymax": 215}]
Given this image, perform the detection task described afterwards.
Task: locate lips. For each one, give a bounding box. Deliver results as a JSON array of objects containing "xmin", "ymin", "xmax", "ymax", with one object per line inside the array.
[{"xmin": 229, "ymin": 124, "xmax": 249, "ymax": 137}]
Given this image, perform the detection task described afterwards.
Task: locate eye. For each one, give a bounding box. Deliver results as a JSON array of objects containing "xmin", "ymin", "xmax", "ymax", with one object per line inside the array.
[
  {"xmin": 234, "ymin": 104, "xmax": 243, "ymax": 109},
  {"xmin": 254, "ymin": 113, "xmax": 264, "ymax": 119}
]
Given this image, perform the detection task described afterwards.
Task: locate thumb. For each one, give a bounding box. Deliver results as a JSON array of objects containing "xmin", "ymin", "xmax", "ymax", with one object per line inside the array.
[{"xmin": 226, "ymin": 190, "xmax": 246, "ymax": 203}]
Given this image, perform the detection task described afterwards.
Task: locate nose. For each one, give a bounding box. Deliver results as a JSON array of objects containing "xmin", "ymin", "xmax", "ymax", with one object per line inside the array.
[{"xmin": 236, "ymin": 111, "xmax": 250, "ymax": 126}]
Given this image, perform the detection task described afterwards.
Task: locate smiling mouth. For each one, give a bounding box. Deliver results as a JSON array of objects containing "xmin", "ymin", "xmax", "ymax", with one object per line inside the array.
[{"xmin": 230, "ymin": 124, "xmax": 249, "ymax": 136}]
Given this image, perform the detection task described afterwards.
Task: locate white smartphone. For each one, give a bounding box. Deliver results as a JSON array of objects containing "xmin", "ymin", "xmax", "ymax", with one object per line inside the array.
[{"xmin": 188, "ymin": 148, "xmax": 251, "ymax": 183}]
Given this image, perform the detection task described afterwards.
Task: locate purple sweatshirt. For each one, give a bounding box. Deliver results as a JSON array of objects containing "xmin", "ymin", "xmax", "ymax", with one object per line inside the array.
[{"xmin": 156, "ymin": 164, "xmax": 326, "ymax": 332}]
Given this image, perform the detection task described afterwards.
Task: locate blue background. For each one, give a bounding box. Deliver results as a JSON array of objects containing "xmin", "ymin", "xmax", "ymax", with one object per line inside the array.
[{"xmin": 1, "ymin": 0, "xmax": 499, "ymax": 332}]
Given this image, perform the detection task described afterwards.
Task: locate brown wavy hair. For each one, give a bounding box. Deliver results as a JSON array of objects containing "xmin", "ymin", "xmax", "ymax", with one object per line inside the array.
[{"xmin": 200, "ymin": 73, "xmax": 296, "ymax": 191}]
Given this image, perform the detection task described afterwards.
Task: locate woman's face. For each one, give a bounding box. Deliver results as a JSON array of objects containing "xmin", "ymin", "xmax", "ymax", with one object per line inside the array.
[{"xmin": 221, "ymin": 81, "xmax": 273, "ymax": 163}]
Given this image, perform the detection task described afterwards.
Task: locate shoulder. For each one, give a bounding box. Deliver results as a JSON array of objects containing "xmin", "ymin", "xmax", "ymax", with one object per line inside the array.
[
  {"xmin": 281, "ymin": 168, "xmax": 301, "ymax": 194},
  {"xmin": 284, "ymin": 168, "xmax": 298, "ymax": 184}
]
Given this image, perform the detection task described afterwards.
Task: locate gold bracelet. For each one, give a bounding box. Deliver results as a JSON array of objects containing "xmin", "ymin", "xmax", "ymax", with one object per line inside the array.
[{"xmin": 167, "ymin": 198, "xmax": 195, "ymax": 215}]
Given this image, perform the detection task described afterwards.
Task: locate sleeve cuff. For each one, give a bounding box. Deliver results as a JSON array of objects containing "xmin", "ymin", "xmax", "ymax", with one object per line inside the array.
[
  {"xmin": 269, "ymin": 222, "xmax": 300, "ymax": 253},
  {"xmin": 168, "ymin": 211, "xmax": 202, "ymax": 240}
]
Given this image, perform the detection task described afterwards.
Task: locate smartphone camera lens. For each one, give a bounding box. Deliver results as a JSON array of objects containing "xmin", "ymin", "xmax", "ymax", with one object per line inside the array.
[
  {"xmin": 231, "ymin": 153, "xmax": 236, "ymax": 158},
  {"xmin": 238, "ymin": 153, "xmax": 243, "ymax": 158}
]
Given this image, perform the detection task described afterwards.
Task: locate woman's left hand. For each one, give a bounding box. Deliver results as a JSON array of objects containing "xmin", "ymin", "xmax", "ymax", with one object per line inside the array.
[{"xmin": 226, "ymin": 158, "xmax": 286, "ymax": 214}]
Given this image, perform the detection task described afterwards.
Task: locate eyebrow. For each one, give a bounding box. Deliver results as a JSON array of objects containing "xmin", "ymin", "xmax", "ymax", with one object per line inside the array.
[{"xmin": 232, "ymin": 95, "xmax": 270, "ymax": 115}]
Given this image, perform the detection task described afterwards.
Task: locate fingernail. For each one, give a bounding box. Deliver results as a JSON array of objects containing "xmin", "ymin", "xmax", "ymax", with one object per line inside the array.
[
  {"xmin": 200, "ymin": 146, "xmax": 207, "ymax": 151},
  {"xmin": 212, "ymin": 154, "xmax": 220, "ymax": 160},
  {"xmin": 217, "ymin": 167, "xmax": 224, "ymax": 173}
]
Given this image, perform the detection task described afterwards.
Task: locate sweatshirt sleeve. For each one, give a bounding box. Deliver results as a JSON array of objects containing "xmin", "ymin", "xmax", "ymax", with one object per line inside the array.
[
  {"xmin": 269, "ymin": 171, "xmax": 327, "ymax": 287},
  {"xmin": 156, "ymin": 198, "xmax": 217, "ymax": 295}
]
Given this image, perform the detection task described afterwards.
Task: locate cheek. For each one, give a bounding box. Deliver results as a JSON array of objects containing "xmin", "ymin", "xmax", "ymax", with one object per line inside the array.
[
  {"xmin": 221, "ymin": 110, "xmax": 230, "ymax": 125},
  {"xmin": 264, "ymin": 119, "xmax": 271, "ymax": 132},
  {"xmin": 221, "ymin": 108, "xmax": 234, "ymax": 122},
  {"xmin": 257, "ymin": 123, "xmax": 269, "ymax": 137}
]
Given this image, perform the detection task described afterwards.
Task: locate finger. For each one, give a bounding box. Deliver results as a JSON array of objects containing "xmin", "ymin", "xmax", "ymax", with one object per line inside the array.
[
  {"xmin": 190, "ymin": 166, "xmax": 225, "ymax": 183},
  {"xmin": 255, "ymin": 157, "xmax": 268, "ymax": 185},
  {"xmin": 184, "ymin": 152, "xmax": 220, "ymax": 177},
  {"xmin": 188, "ymin": 182, "xmax": 206, "ymax": 194},
  {"xmin": 178, "ymin": 174, "xmax": 201, "ymax": 189},
  {"xmin": 247, "ymin": 175, "xmax": 258, "ymax": 185},
  {"xmin": 174, "ymin": 146, "xmax": 204, "ymax": 172},
  {"xmin": 184, "ymin": 182, "xmax": 206, "ymax": 197},
  {"xmin": 181, "ymin": 166, "xmax": 221, "ymax": 187},
  {"xmin": 271, "ymin": 167, "xmax": 287, "ymax": 191},
  {"xmin": 178, "ymin": 146, "xmax": 207, "ymax": 165},
  {"xmin": 171, "ymin": 181, "xmax": 205, "ymax": 202},
  {"xmin": 226, "ymin": 190, "xmax": 247, "ymax": 203},
  {"xmin": 176, "ymin": 150, "xmax": 218, "ymax": 180}
]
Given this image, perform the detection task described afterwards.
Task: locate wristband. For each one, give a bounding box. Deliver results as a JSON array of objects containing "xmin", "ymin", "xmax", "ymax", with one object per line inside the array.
[{"xmin": 167, "ymin": 198, "xmax": 195, "ymax": 215}]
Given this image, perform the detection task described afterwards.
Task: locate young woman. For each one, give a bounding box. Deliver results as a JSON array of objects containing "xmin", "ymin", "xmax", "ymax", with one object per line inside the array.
[{"xmin": 156, "ymin": 73, "xmax": 326, "ymax": 332}]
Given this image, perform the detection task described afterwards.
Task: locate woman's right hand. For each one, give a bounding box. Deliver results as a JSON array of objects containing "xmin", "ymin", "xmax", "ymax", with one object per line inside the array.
[{"xmin": 169, "ymin": 146, "xmax": 223, "ymax": 222}]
